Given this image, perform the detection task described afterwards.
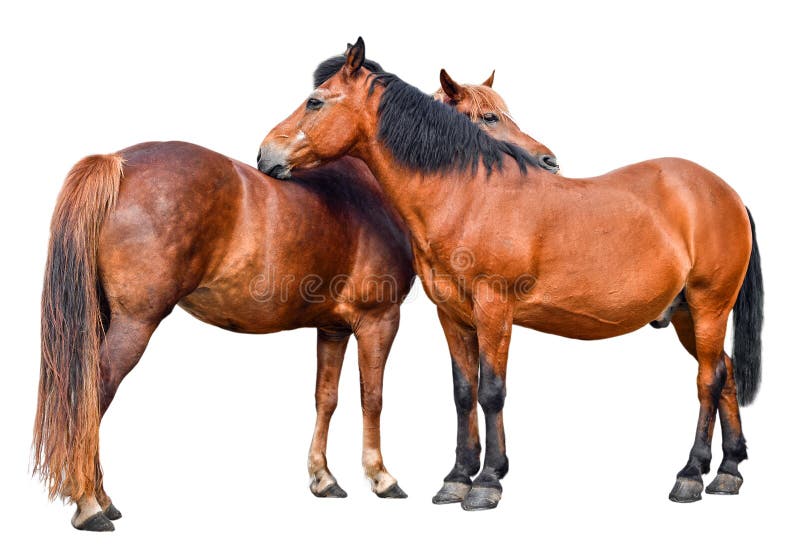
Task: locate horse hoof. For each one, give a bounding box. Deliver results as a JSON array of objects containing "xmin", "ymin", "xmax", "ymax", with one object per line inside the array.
[
  {"xmin": 705, "ymin": 473, "xmax": 743, "ymax": 495},
  {"xmin": 73, "ymin": 511, "xmax": 115, "ymax": 532},
  {"xmin": 669, "ymin": 477, "xmax": 703, "ymax": 503},
  {"xmin": 377, "ymin": 483, "xmax": 408, "ymax": 499},
  {"xmin": 103, "ymin": 503, "xmax": 122, "ymax": 521},
  {"xmin": 432, "ymin": 482, "xmax": 471, "ymax": 504},
  {"xmin": 313, "ymin": 482, "xmax": 348, "ymax": 498},
  {"xmin": 461, "ymin": 486, "xmax": 502, "ymax": 511}
]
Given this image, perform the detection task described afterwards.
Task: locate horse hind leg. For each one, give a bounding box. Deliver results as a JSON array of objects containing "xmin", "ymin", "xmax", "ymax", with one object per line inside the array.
[
  {"xmin": 307, "ymin": 328, "xmax": 350, "ymax": 498},
  {"xmin": 705, "ymin": 353, "xmax": 747, "ymax": 495},
  {"xmin": 668, "ymin": 304, "xmax": 731, "ymax": 503},
  {"xmin": 94, "ymin": 455, "xmax": 121, "ymax": 521},
  {"xmin": 669, "ymin": 308, "xmax": 748, "ymax": 499},
  {"xmin": 72, "ymin": 314, "xmax": 159, "ymax": 530}
]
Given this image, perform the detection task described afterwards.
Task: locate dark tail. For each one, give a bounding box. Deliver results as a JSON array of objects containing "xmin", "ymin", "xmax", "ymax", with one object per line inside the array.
[
  {"xmin": 732, "ymin": 207, "xmax": 763, "ymax": 406},
  {"xmin": 33, "ymin": 154, "xmax": 123, "ymax": 501}
]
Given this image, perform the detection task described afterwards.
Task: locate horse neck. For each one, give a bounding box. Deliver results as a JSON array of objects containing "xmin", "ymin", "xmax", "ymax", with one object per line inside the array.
[
  {"xmin": 352, "ymin": 138, "xmax": 457, "ymax": 242},
  {"xmin": 337, "ymin": 155, "xmax": 411, "ymax": 242}
]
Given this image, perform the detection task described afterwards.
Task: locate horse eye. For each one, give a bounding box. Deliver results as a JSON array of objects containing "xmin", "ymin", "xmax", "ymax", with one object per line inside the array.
[
  {"xmin": 482, "ymin": 113, "xmax": 499, "ymax": 124},
  {"xmin": 306, "ymin": 97, "xmax": 324, "ymax": 111}
]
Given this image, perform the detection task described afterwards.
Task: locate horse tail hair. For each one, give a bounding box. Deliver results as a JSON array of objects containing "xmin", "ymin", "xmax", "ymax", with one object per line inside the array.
[
  {"xmin": 732, "ymin": 207, "xmax": 764, "ymax": 406},
  {"xmin": 33, "ymin": 154, "xmax": 123, "ymax": 501}
]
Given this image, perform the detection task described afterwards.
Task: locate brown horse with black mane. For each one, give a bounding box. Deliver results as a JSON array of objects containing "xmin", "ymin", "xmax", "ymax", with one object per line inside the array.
[{"xmin": 258, "ymin": 38, "xmax": 763, "ymax": 511}]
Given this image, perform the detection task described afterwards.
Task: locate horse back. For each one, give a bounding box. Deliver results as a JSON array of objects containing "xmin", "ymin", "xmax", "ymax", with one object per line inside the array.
[{"xmin": 98, "ymin": 141, "xmax": 412, "ymax": 332}]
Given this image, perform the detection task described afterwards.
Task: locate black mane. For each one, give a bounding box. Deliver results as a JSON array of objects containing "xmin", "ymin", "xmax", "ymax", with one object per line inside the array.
[
  {"xmin": 370, "ymin": 72, "xmax": 537, "ymax": 176},
  {"xmin": 313, "ymin": 55, "xmax": 384, "ymax": 88},
  {"xmin": 312, "ymin": 57, "xmax": 537, "ymax": 176}
]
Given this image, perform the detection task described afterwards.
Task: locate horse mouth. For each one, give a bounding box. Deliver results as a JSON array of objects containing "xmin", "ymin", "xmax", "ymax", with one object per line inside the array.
[
  {"xmin": 267, "ymin": 164, "xmax": 292, "ymax": 179},
  {"xmin": 257, "ymin": 159, "xmax": 292, "ymax": 180}
]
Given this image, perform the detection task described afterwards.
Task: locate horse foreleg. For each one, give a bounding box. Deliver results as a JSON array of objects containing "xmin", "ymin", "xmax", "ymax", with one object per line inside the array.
[
  {"xmin": 354, "ymin": 308, "xmax": 406, "ymax": 498},
  {"xmin": 432, "ymin": 307, "xmax": 480, "ymax": 505},
  {"xmin": 461, "ymin": 294, "xmax": 513, "ymax": 511},
  {"xmin": 307, "ymin": 328, "xmax": 350, "ymax": 498}
]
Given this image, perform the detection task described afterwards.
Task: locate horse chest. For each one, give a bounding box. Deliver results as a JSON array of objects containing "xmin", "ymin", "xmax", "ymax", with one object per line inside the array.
[{"xmin": 410, "ymin": 248, "xmax": 474, "ymax": 323}]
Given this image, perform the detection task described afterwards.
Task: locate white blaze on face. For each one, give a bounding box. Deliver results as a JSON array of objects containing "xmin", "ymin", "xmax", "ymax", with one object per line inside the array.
[{"xmin": 294, "ymin": 130, "xmax": 307, "ymax": 144}]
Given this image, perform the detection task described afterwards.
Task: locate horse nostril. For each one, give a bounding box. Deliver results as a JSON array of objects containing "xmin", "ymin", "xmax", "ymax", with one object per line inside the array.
[
  {"xmin": 539, "ymin": 155, "xmax": 559, "ymax": 173},
  {"xmin": 268, "ymin": 164, "xmax": 288, "ymax": 179},
  {"xmin": 257, "ymin": 149, "xmax": 262, "ymax": 164}
]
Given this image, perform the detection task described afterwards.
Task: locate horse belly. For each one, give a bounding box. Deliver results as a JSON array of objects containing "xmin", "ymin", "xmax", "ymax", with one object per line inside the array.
[
  {"xmin": 513, "ymin": 299, "xmax": 664, "ymax": 339},
  {"xmin": 514, "ymin": 266, "xmax": 686, "ymax": 340},
  {"xmin": 178, "ymin": 265, "xmax": 332, "ymax": 334}
]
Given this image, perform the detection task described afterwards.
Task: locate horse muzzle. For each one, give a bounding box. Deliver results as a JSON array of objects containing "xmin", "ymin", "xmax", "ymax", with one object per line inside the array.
[{"xmin": 257, "ymin": 146, "xmax": 292, "ymax": 179}]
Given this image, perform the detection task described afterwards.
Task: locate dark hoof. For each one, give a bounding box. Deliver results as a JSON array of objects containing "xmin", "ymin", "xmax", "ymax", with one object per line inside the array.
[
  {"xmin": 461, "ymin": 486, "xmax": 502, "ymax": 511},
  {"xmin": 103, "ymin": 503, "xmax": 122, "ymax": 521},
  {"xmin": 377, "ymin": 483, "xmax": 408, "ymax": 499},
  {"xmin": 432, "ymin": 482, "xmax": 471, "ymax": 504},
  {"xmin": 74, "ymin": 511, "xmax": 115, "ymax": 532},
  {"xmin": 669, "ymin": 477, "xmax": 703, "ymax": 503},
  {"xmin": 313, "ymin": 482, "xmax": 348, "ymax": 498},
  {"xmin": 705, "ymin": 473, "xmax": 743, "ymax": 495}
]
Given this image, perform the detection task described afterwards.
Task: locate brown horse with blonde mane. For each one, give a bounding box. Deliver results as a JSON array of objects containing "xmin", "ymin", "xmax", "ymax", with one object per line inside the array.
[
  {"xmin": 434, "ymin": 69, "xmax": 559, "ymax": 174},
  {"xmin": 258, "ymin": 38, "xmax": 763, "ymax": 511}
]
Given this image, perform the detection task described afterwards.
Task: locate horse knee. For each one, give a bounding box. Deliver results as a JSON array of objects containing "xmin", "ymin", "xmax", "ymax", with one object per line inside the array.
[
  {"xmin": 361, "ymin": 391, "xmax": 382, "ymax": 416},
  {"xmin": 451, "ymin": 359, "xmax": 475, "ymax": 412},
  {"xmin": 316, "ymin": 389, "xmax": 338, "ymax": 414},
  {"xmin": 478, "ymin": 369, "xmax": 505, "ymax": 413}
]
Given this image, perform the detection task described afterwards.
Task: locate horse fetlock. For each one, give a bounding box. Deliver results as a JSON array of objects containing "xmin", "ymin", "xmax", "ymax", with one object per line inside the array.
[
  {"xmin": 309, "ymin": 469, "xmax": 342, "ymax": 498},
  {"xmin": 366, "ymin": 468, "xmax": 399, "ymax": 495},
  {"xmin": 72, "ymin": 496, "xmax": 114, "ymax": 532}
]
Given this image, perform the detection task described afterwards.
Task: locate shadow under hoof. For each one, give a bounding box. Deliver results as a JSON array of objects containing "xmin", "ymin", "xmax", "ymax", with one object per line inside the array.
[
  {"xmin": 432, "ymin": 482, "xmax": 471, "ymax": 505},
  {"xmin": 705, "ymin": 473, "xmax": 743, "ymax": 495},
  {"xmin": 74, "ymin": 511, "xmax": 115, "ymax": 532},
  {"xmin": 313, "ymin": 482, "xmax": 348, "ymax": 498},
  {"xmin": 669, "ymin": 478, "xmax": 703, "ymax": 503},
  {"xmin": 377, "ymin": 483, "xmax": 408, "ymax": 499},
  {"xmin": 461, "ymin": 486, "xmax": 502, "ymax": 511},
  {"xmin": 104, "ymin": 504, "xmax": 122, "ymax": 521}
]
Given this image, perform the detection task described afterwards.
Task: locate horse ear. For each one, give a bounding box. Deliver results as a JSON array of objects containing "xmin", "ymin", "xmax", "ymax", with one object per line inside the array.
[
  {"xmin": 439, "ymin": 69, "xmax": 464, "ymax": 101},
  {"xmin": 344, "ymin": 37, "xmax": 365, "ymax": 78},
  {"xmin": 482, "ymin": 70, "xmax": 495, "ymax": 88}
]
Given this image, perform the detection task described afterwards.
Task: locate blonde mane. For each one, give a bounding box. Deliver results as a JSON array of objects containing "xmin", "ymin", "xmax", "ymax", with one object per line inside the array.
[{"xmin": 435, "ymin": 83, "xmax": 514, "ymax": 123}]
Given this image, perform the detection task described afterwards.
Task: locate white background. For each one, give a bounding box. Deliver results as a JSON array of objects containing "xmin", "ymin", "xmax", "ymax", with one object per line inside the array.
[{"xmin": 1, "ymin": 1, "xmax": 797, "ymax": 546}]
